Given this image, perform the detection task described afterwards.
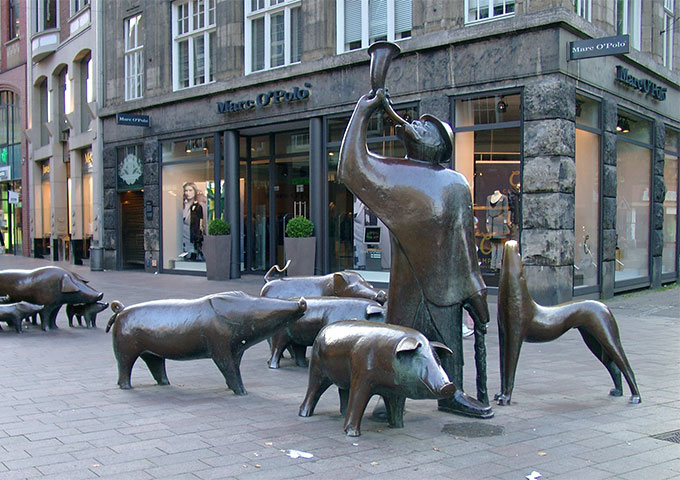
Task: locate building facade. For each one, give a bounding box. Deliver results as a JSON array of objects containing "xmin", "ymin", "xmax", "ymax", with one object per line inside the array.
[
  {"xmin": 98, "ymin": 0, "xmax": 679, "ymax": 304},
  {"xmin": 25, "ymin": 0, "xmax": 102, "ymax": 266},
  {"xmin": 0, "ymin": 0, "xmax": 28, "ymax": 256}
]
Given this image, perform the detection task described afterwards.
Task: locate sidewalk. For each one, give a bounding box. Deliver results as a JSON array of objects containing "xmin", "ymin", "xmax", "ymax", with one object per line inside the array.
[{"xmin": 0, "ymin": 254, "xmax": 678, "ymax": 479}]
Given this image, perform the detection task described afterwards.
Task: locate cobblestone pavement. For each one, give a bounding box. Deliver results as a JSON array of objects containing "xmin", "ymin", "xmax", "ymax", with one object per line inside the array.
[{"xmin": 1, "ymin": 255, "xmax": 678, "ymax": 479}]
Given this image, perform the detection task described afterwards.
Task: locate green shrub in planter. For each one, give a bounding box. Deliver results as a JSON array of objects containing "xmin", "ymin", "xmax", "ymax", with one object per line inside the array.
[
  {"xmin": 208, "ymin": 218, "xmax": 230, "ymax": 236},
  {"xmin": 285, "ymin": 216, "xmax": 314, "ymax": 238}
]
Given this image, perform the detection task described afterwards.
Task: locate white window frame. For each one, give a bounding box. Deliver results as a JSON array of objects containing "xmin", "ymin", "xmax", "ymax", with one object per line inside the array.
[
  {"xmin": 663, "ymin": 0, "xmax": 674, "ymax": 68},
  {"xmin": 574, "ymin": 0, "xmax": 592, "ymax": 21},
  {"xmin": 35, "ymin": 0, "xmax": 58, "ymax": 33},
  {"xmin": 171, "ymin": 0, "xmax": 216, "ymax": 91},
  {"xmin": 125, "ymin": 14, "xmax": 144, "ymax": 101},
  {"xmin": 336, "ymin": 0, "xmax": 412, "ymax": 53},
  {"xmin": 245, "ymin": 0, "xmax": 302, "ymax": 74},
  {"xmin": 617, "ymin": 0, "xmax": 641, "ymax": 50},
  {"xmin": 70, "ymin": 0, "xmax": 89, "ymax": 16},
  {"xmin": 464, "ymin": 0, "xmax": 515, "ymax": 25}
]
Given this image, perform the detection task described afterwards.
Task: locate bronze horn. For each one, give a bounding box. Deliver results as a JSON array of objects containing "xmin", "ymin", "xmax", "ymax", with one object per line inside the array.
[{"xmin": 368, "ymin": 41, "xmax": 401, "ymax": 96}]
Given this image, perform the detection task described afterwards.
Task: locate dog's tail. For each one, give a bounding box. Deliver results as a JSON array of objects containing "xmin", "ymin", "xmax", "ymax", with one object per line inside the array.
[
  {"xmin": 105, "ymin": 301, "xmax": 125, "ymax": 333},
  {"xmin": 263, "ymin": 260, "xmax": 291, "ymax": 283}
]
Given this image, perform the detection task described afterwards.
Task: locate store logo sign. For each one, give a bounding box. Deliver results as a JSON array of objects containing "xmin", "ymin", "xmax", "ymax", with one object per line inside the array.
[
  {"xmin": 119, "ymin": 153, "xmax": 142, "ymax": 186},
  {"xmin": 117, "ymin": 113, "xmax": 150, "ymax": 127},
  {"xmin": 0, "ymin": 166, "xmax": 10, "ymax": 180},
  {"xmin": 217, "ymin": 84, "xmax": 312, "ymax": 114},
  {"xmin": 570, "ymin": 35, "xmax": 629, "ymax": 60},
  {"xmin": 615, "ymin": 66, "xmax": 667, "ymax": 101}
]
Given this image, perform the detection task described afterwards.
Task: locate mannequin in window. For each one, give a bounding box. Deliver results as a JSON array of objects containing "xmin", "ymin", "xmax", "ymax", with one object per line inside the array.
[
  {"xmin": 182, "ymin": 182, "xmax": 205, "ymax": 261},
  {"xmin": 486, "ymin": 189, "xmax": 510, "ymax": 270}
]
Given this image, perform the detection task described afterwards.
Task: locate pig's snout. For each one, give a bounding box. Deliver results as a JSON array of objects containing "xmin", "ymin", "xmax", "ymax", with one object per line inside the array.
[
  {"xmin": 97, "ymin": 292, "xmax": 104, "ymax": 301},
  {"xmin": 297, "ymin": 297, "xmax": 307, "ymax": 311},
  {"xmin": 439, "ymin": 382, "xmax": 458, "ymax": 398},
  {"xmin": 374, "ymin": 290, "xmax": 387, "ymax": 305}
]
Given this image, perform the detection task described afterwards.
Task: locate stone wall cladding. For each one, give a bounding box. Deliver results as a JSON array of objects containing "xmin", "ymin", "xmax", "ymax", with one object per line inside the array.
[
  {"xmin": 651, "ymin": 119, "xmax": 667, "ymax": 283},
  {"xmin": 600, "ymin": 97, "xmax": 618, "ymax": 298},
  {"xmin": 521, "ymin": 76, "xmax": 576, "ymax": 305}
]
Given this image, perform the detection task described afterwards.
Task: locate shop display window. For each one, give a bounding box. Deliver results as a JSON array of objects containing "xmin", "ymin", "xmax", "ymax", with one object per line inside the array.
[
  {"xmin": 454, "ymin": 93, "xmax": 521, "ymax": 286},
  {"xmin": 161, "ymin": 136, "xmax": 220, "ymax": 273},
  {"xmin": 662, "ymin": 128, "xmax": 678, "ymax": 276},
  {"xmin": 615, "ymin": 112, "xmax": 652, "ymax": 284},
  {"xmin": 327, "ymin": 104, "xmax": 417, "ymax": 280},
  {"xmin": 574, "ymin": 95, "xmax": 601, "ymax": 290}
]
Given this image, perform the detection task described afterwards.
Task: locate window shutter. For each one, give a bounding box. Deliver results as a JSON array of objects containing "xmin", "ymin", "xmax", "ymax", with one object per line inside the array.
[
  {"xmin": 395, "ymin": 0, "xmax": 412, "ymax": 35},
  {"xmin": 344, "ymin": 0, "xmax": 362, "ymax": 45},
  {"xmin": 369, "ymin": 0, "xmax": 387, "ymax": 40}
]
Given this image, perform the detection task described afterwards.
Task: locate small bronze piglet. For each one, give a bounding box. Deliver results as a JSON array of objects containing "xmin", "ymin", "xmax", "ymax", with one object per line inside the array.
[{"xmin": 299, "ymin": 320, "xmax": 488, "ymax": 436}]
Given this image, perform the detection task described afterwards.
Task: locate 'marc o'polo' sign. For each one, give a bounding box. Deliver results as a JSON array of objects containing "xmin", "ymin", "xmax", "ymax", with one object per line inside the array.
[
  {"xmin": 615, "ymin": 65, "xmax": 667, "ymax": 101},
  {"xmin": 570, "ymin": 35, "xmax": 629, "ymax": 60},
  {"xmin": 217, "ymin": 83, "xmax": 312, "ymax": 114}
]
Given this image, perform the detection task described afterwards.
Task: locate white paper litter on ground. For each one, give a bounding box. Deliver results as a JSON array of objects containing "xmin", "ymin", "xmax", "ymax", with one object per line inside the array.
[
  {"xmin": 286, "ymin": 450, "xmax": 314, "ymax": 459},
  {"xmin": 526, "ymin": 471, "xmax": 542, "ymax": 480}
]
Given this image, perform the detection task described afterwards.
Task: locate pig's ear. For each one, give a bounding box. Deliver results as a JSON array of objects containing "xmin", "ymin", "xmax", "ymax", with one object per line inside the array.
[
  {"xmin": 395, "ymin": 337, "xmax": 421, "ymax": 355},
  {"xmin": 333, "ymin": 273, "xmax": 349, "ymax": 290},
  {"xmin": 365, "ymin": 304, "xmax": 384, "ymax": 317},
  {"xmin": 61, "ymin": 274, "xmax": 80, "ymax": 293},
  {"xmin": 430, "ymin": 341, "xmax": 453, "ymax": 358}
]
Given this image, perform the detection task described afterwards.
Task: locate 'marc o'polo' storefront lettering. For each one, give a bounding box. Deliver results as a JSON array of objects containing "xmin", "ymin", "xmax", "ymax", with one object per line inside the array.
[
  {"xmin": 615, "ymin": 66, "xmax": 667, "ymax": 101},
  {"xmin": 217, "ymin": 83, "xmax": 312, "ymax": 114}
]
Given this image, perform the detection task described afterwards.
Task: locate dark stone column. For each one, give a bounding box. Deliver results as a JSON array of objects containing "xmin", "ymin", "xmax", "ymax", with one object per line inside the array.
[
  {"xmin": 651, "ymin": 120, "xmax": 667, "ymax": 288},
  {"xmin": 309, "ymin": 117, "xmax": 324, "ymax": 275},
  {"xmin": 102, "ymin": 146, "xmax": 118, "ymax": 270},
  {"xmin": 143, "ymin": 141, "xmax": 160, "ymax": 272},
  {"xmin": 521, "ymin": 76, "xmax": 575, "ymax": 305},
  {"xmin": 600, "ymin": 97, "xmax": 618, "ymax": 299},
  {"xmin": 224, "ymin": 130, "xmax": 241, "ymax": 279}
]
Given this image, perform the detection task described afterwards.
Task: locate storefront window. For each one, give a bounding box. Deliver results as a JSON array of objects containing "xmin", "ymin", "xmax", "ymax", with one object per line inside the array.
[
  {"xmin": 574, "ymin": 95, "xmax": 601, "ymax": 290},
  {"xmin": 615, "ymin": 112, "xmax": 652, "ymax": 285},
  {"xmin": 662, "ymin": 128, "xmax": 678, "ymax": 276},
  {"xmin": 327, "ymin": 104, "xmax": 417, "ymax": 279},
  {"xmin": 454, "ymin": 93, "xmax": 521, "ymax": 286},
  {"xmin": 82, "ymin": 149, "xmax": 94, "ymax": 248},
  {"xmin": 37, "ymin": 161, "xmax": 51, "ymax": 257},
  {"xmin": 161, "ymin": 136, "xmax": 219, "ymax": 273}
]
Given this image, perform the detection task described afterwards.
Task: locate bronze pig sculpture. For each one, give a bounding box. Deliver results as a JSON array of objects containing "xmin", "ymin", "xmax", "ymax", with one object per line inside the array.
[
  {"xmin": 67, "ymin": 301, "xmax": 109, "ymax": 328},
  {"xmin": 0, "ymin": 267, "xmax": 103, "ymax": 330},
  {"xmin": 268, "ymin": 297, "xmax": 386, "ymax": 369},
  {"xmin": 299, "ymin": 320, "xmax": 488, "ymax": 436},
  {"xmin": 0, "ymin": 302, "xmax": 43, "ymax": 333},
  {"xmin": 106, "ymin": 292, "xmax": 307, "ymax": 395},
  {"xmin": 261, "ymin": 261, "xmax": 387, "ymax": 305},
  {"xmin": 495, "ymin": 240, "xmax": 641, "ymax": 405}
]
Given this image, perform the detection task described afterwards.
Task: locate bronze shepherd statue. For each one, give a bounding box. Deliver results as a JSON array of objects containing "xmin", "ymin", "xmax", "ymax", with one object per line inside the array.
[{"xmin": 338, "ymin": 42, "xmax": 491, "ymax": 418}]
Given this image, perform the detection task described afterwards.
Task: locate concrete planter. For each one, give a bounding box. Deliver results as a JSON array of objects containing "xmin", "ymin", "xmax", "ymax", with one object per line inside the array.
[
  {"xmin": 203, "ymin": 235, "xmax": 231, "ymax": 281},
  {"xmin": 284, "ymin": 237, "xmax": 316, "ymax": 276}
]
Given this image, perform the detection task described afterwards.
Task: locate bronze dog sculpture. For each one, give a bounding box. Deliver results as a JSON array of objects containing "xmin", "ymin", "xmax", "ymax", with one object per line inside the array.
[
  {"xmin": 0, "ymin": 267, "xmax": 103, "ymax": 330},
  {"xmin": 106, "ymin": 292, "xmax": 307, "ymax": 395},
  {"xmin": 268, "ymin": 296, "xmax": 386, "ymax": 369},
  {"xmin": 261, "ymin": 261, "xmax": 387, "ymax": 305},
  {"xmin": 495, "ymin": 240, "xmax": 641, "ymax": 405},
  {"xmin": 299, "ymin": 321, "xmax": 490, "ymax": 437}
]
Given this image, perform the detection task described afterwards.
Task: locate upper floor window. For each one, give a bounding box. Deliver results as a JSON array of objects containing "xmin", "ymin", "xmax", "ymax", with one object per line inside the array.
[
  {"xmin": 663, "ymin": 0, "xmax": 674, "ymax": 68},
  {"xmin": 125, "ymin": 14, "xmax": 143, "ymax": 100},
  {"xmin": 337, "ymin": 0, "xmax": 412, "ymax": 53},
  {"xmin": 71, "ymin": 0, "xmax": 89, "ymax": 16},
  {"xmin": 172, "ymin": 0, "xmax": 216, "ymax": 90},
  {"xmin": 465, "ymin": 0, "xmax": 514, "ymax": 24},
  {"xmin": 616, "ymin": 0, "xmax": 641, "ymax": 50},
  {"xmin": 8, "ymin": 0, "xmax": 20, "ymax": 40},
  {"xmin": 245, "ymin": 0, "xmax": 301, "ymax": 73},
  {"xmin": 35, "ymin": 0, "xmax": 57, "ymax": 32},
  {"xmin": 574, "ymin": 0, "xmax": 592, "ymax": 21}
]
